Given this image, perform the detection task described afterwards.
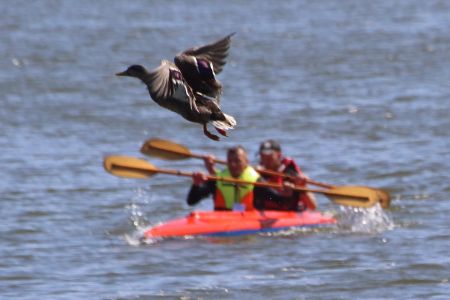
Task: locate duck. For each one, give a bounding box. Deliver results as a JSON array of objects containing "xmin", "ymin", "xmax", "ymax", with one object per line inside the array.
[{"xmin": 116, "ymin": 33, "xmax": 236, "ymax": 141}]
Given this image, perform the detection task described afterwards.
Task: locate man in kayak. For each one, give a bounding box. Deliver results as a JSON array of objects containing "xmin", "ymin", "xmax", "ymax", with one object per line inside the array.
[
  {"xmin": 254, "ymin": 139, "xmax": 317, "ymax": 211},
  {"xmin": 187, "ymin": 145, "xmax": 297, "ymax": 211}
]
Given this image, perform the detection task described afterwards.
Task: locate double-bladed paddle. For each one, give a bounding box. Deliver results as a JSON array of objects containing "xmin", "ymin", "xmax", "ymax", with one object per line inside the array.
[
  {"xmin": 103, "ymin": 155, "xmax": 381, "ymax": 208},
  {"xmin": 140, "ymin": 138, "xmax": 390, "ymax": 208}
]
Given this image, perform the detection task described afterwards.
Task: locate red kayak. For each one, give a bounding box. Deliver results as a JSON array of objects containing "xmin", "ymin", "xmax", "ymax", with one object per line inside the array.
[{"xmin": 144, "ymin": 210, "xmax": 337, "ymax": 238}]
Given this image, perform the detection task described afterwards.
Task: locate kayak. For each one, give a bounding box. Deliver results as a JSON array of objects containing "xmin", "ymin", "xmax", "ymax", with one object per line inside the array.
[
  {"xmin": 144, "ymin": 210, "xmax": 336, "ymax": 238},
  {"xmin": 144, "ymin": 210, "xmax": 337, "ymax": 239}
]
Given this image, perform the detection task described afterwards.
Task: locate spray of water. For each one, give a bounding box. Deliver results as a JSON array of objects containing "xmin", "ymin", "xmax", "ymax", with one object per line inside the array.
[
  {"xmin": 123, "ymin": 188, "xmax": 156, "ymax": 246},
  {"xmin": 337, "ymin": 203, "xmax": 394, "ymax": 234}
]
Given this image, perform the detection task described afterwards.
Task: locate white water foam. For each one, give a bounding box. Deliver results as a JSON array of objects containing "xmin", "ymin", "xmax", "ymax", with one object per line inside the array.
[
  {"xmin": 337, "ymin": 203, "xmax": 395, "ymax": 234},
  {"xmin": 123, "ymin": 188, "xmax": 156, "ymax": 246}
]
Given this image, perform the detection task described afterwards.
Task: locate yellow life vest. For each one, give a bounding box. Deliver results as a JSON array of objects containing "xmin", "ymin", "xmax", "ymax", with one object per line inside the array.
[{"xmin": 214, "ymin": 166, "xmax": 260, "ymax": 211}]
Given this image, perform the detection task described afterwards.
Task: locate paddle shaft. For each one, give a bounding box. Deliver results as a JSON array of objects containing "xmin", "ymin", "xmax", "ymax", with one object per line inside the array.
[{"xmin": 118, "ymin": 163, "xmax": 369, "ymax": 200}]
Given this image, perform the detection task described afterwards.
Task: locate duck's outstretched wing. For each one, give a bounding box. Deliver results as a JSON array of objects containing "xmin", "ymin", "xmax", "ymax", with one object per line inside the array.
[
  {"xmin": 146, "ymin": 60, "xmax": 197, "ymax": 112},
  {"xmin": 147, "ymin": 60, "xmax": 178, "ymax": 100},
  {"xmin": 180, "ymin": 33, "xmax": 235, "ymax": 75}
]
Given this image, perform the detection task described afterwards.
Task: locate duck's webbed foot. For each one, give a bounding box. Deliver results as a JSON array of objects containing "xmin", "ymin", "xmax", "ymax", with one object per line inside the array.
[
  {"xmin": 203, "ymin": 124, "xmax": 220, "ymax": 141},
  {"xmin": 214, "ymin": 127, "xmax": 228, "ymax": 137}
]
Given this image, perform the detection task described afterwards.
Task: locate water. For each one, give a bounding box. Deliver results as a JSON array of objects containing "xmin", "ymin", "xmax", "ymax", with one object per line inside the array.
[{"xmin": 1, "ymin": 0, "xmax": 449, "ymax": 299}]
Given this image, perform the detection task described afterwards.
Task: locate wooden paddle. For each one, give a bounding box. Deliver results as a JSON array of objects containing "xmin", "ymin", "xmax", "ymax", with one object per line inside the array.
[
  {"xmin": 140, "ymin": 138, "xmax": 391, "ymax": 208},
  {"xmin": 104, "ymin": 155, "xmax": 380, "ymax": 208}
]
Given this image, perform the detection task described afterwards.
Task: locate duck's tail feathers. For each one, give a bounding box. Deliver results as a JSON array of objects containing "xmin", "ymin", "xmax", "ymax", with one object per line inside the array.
[{"xmin": 211, "ymin": 113, "xmax": 237, "ymax": 131}]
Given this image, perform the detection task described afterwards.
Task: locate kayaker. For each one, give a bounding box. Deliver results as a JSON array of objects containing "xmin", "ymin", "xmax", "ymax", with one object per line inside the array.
[
  {"xmin": 187, "ymin": 145, "xmax": 301, "ymax": 212},
  {"xmin": 187, "ymin": 145, "xmax": 259, "ymax": 211},
  {"xmin": 254, "ymin": 139, "xmax": 317, "ymax": 211}
]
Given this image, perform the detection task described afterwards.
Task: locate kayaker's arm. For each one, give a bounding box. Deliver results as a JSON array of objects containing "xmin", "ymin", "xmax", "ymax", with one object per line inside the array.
[
  {"xmin": 203, "ymin": 155, "xmax": 217, "ymax": 175},
  {"xmin": 283, "ymin": 160, "xmax": 317, "ymax": 210},
  {"xmin": 187, "ymin": 180, "xmax": 216, "ymax": 206}
]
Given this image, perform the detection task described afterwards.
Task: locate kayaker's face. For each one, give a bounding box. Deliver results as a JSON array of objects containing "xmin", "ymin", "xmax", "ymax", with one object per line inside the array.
[
  {"xmin": 259, "ymin": 151, "xmax": 282, "ymax": 171},
  {"xmin": 227, "ymin": 149, "xmax": 248, "ymax": 178}
]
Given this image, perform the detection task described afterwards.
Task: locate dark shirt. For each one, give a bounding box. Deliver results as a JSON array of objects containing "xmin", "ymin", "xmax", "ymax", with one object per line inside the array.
[
  {"xmin": 254, "ymin": 158, "xmax": 306, "ymax": 211},
  {"xmin": 253, "ymin": 183, "xmax": 301, "ymax": 211}
]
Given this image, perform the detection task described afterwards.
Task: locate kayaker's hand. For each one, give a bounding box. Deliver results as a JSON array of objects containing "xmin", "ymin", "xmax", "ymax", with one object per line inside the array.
[
  {"xmin": 295, "ymin": 174, "xmax": 308, "ymax": 186},
  {"xmin": 280, "ymin": 181, "xmax": 295, "ymax": 197},
  {"xmin": 203, "ymin": 155, "xmax": 216, "ymax": 175},
  {"xmin": 255, "ymin": 165, "xmax": 264, "ymax": 172},
  {"xmin": 192, "ymin": 172, "xmax": 208, "ymax": 186}
]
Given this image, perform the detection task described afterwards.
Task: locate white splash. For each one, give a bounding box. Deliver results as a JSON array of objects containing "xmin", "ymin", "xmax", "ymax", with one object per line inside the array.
[
  {"xmin": 126, "ymin": 187, "xmax": 151, "ymax": 228},
  {"xmin": 337, "ymin": 203, "xmax": 394, "ymax": 234},
  {"xmin": 123, "ymin": 188, "xmax": 155, "ymax": 246}
]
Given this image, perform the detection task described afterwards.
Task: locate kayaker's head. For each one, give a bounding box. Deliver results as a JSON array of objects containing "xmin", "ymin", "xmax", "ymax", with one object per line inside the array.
[
  {"xmin": 258, "ymin": 139, "xmax": 282, "ymax": 171},
  {"xmin": 227, "ymin": 146, "xmax": 249, "ymax": 178}
]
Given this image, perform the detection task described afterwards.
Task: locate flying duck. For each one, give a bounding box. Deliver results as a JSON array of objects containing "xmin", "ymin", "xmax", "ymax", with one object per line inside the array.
[{"xmin": 116, "ymin": 33, "xmax": 236, "ymax": 141}]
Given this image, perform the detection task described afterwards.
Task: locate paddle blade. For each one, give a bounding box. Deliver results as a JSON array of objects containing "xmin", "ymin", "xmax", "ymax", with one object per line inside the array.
[
  {"xmin": 103, "ymin": 155, "xmax": 157, "ymax": 179},
  {"xmin": 140, "ymin": 138, "xmax": 192, "ymax": 160},
  {"xmin": 325, "ymin": 186, "xmax": 380, "ymax": 208}
]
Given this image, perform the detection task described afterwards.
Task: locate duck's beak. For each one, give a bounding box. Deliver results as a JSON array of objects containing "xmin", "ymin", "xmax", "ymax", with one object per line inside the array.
[{"xmin": 116, "ymin": 70, "xmax": 128, "ymax": 76}]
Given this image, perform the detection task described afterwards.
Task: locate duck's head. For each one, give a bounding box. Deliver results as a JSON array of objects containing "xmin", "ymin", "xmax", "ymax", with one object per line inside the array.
[{"xmin": 116, "ymin": 65, "xmax": 148, "ymax": 78}]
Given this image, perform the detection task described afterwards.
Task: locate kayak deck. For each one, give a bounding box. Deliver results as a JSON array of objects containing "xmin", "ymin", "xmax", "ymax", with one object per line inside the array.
[{"xmin": 144, "ymin": 210, "xmax": 337, "ymax": 238}]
